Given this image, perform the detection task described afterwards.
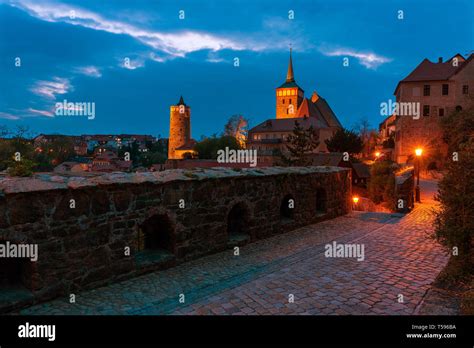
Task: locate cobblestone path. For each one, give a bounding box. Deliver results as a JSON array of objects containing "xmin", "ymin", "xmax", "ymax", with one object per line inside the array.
[{"xmin": 21, "ymin": 180, "xmax": 449, "ymax": 315}]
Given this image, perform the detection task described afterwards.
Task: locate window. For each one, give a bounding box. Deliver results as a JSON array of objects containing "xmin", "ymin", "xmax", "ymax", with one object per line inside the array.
[
  {"xmin": 423, "ymin": 105, "xmax": 430, "ymax": 116},
  {"xmin": 282, "ymin": 99, "xmax": 285, "ymax": 104},
  {"xmin": 423, "ymin": 85, "xmax": 430, "ymax": 96},
  {"xmin": 289, "ymin": 99, "xmax": 292, "ymax": 104},
  {"xmin": 438, "ymin": 108, "xmax": 444, "ymax": 117},
  {"xmin": 442, "ymin": 84, "xmax": 449, "ymax": 95},
  {"xmin": 463, "ymin": 85, "xmax": 469, "ymax": 94}
]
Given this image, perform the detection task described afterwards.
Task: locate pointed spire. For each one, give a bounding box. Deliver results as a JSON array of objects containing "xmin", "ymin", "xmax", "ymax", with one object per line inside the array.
[
  {"xmin": 178, "ymin": 95, "xmax": 185, "ymax": 106},
  {"xmin": 286, "ymin": 47, "xmax": 295, "ymax": 83}
]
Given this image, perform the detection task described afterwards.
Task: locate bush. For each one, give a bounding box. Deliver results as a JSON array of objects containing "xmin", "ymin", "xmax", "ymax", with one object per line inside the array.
[
  {"xmin": 7, "ymin": 159, "xmax": 37, "ymax": 177},
  {"xmin": 434, "ymin": 139, "xmax": 474, "ymax": 257}
]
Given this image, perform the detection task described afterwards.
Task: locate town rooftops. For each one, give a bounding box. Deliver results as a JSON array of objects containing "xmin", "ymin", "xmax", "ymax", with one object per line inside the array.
[{"xmin": 394, "ymin": 53, "xmax": 473, "ymax": 94}]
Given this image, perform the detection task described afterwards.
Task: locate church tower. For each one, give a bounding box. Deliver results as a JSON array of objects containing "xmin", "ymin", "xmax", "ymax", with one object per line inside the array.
[
  {"xmin": 168, "ymin": 96, "xmax": 191, "ymax": 160},
  {"xmin": 276, "ymin": 48, "xmax": 304, "ymax": 119}
]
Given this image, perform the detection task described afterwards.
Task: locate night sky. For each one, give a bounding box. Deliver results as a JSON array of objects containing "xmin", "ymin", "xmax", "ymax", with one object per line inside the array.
[{"xmin": 0, "ymin": 0, "xmax": 472, "ymax": 138}]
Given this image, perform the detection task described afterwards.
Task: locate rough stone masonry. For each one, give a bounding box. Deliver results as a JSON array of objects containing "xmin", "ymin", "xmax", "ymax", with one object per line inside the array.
[{"xmin": 0, "ymin": 166, "xmax": 351, "ymax": 311}]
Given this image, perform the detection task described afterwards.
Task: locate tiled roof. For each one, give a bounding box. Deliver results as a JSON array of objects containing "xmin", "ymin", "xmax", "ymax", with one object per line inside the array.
[
  {"xmin": 352, "ymin": 162, "xmax": 370, "ymax": 178},
  {"xmin": 395, "ymin": 54, "xmax": 473, "ymax": 93},
  {"xmin": 250, "ymin": 116, "xmax": 326, "ymax": 133}
]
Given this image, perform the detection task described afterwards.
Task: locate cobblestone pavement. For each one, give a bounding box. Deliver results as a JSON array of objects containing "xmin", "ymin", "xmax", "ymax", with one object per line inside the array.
[{"xmin": 21, "ymin": 180, "xmax": 449, "ymax": 315}]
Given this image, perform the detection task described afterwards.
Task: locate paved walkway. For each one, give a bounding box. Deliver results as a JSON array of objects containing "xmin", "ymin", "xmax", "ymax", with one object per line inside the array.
[{"xmin": 21, "ymin": 180, "xmax": 449, "ymax": 315}]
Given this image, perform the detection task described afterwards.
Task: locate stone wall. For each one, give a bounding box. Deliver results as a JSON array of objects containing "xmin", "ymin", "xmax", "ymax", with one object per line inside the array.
[{"xmin": 0, "ymin": 166, "xmax": 351, "ymax": 311}]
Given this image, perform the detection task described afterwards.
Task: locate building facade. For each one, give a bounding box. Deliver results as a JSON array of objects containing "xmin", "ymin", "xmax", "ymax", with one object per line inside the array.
[{"xmin": 393, "ymin": 53, "xmax": 473, "ymax": 165}]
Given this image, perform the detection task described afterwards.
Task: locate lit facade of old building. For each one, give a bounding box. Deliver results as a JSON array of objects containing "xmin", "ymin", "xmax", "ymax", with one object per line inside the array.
[{"xmin": 393, "ymin": 54, "xmax": 473, "ymax": 165}]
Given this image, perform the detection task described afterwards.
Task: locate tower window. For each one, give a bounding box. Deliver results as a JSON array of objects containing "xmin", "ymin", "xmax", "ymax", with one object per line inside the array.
[
  {"xmin": 282, "ymin": 99, "xmax": 285, "ymax": 104},
  {"xmin": 289, "ymin": 99, "xmax": 292, "ymax": 104}
]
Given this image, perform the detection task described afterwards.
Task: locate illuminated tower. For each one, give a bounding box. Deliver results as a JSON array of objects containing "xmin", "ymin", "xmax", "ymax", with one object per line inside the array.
[
  {"xmin": 275, "ymin": 48, "xmax": 304, "ymax": 119},
  {"xmin": 168, "ymin": 96, "xmax": 192, "ymax": 159}
]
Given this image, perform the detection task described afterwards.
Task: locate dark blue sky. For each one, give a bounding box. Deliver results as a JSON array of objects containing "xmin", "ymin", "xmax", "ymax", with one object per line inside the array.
[{"xmin": 0, "ymin": 0, "xmax": 472, "ymax": 138}]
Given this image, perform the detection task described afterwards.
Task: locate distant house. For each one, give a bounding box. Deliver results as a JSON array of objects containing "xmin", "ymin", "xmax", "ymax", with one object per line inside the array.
[
  {"xmin": 54, "ymin": 161, "xmax": 89, "ymax": 173},
  {"xmin": 91, "ymin": 151, "xmax": 131, "ymax": 172},
  {"xmin": 308, "ymin": 153, "xmax": 370, "ymax": 187}
]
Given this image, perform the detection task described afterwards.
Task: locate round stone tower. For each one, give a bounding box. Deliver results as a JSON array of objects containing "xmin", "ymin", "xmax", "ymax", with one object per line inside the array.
[{"xmin": 168, "ymin": 96, "xmax": 191, "ymax": 160}]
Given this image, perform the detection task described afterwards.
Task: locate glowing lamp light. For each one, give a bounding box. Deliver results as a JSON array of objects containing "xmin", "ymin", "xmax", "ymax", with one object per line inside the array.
[
  {"xmin": 415, "ymin": 148, "xmax": 423, "ymax": 157},
  {"xmin": 375, "ymin": 152, "xmax": 381, "ymax": 158},
  {"xmin": 352, "ymin": 196, "xmax": 359, "ymax": 204}
]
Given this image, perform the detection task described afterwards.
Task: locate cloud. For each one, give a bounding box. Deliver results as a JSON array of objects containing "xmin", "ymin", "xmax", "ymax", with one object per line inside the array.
[
  {"xmin": 9, "ymin": 0, "xmax": 256, "ymax": 58},
  {"xmin": 119, "ymin": 57, "xmax": 145, "ymax": 70},
  {"xmin": 27, "ymin": 108, "xmax": 54, "ymax": 117},
  {"xmin": 0, "ymin": 112, "xmax": 20, "ymax": 120},
  {"xmin": 319, "ymin": 47, "xmax": 392, "ymax": 69},
  {"xmin": 30, "ymin": 77, "xmax": 72, "ymax": 99},
  {"xmin": 75, "ymin": 66, "xmax": 102, "ymax": 78}
]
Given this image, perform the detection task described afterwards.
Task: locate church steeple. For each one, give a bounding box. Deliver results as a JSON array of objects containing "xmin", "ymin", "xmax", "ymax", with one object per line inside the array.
[
  {"xmin": 178, "ymin": 95, "xmax": 186, "ymax": 106},
  {"xmin": 286, "ymin": 48, "xmax": 295, "ymax": 83}
]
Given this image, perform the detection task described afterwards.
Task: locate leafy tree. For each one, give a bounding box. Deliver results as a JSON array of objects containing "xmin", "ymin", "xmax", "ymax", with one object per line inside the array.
[
  {"xmin": 435, "ymin": 104, "xmax": 474, "ymax": 256},
  {"xmin": 325, "ymin": 128, "xmax": 364, "ymax": 155},
  {"xmin": 224, "ymin": 114, "xmax": 248, "ymax": 148},
  {"xmin": 279, "ymin": 120, "xmax": 319, "ymax": 166},
  {"xmin": 7, "ymin": 158, "xmax": 37, "ymax": 177},
  {"xmin": 194, "ymin": 135, "xmax": 241, "ymax": 159}
]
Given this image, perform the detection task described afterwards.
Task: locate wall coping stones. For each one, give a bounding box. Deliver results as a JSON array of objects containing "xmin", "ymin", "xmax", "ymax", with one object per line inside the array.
[{"xmin": 0, "ymin": 166, "xmax": 349, "ymax": 195}]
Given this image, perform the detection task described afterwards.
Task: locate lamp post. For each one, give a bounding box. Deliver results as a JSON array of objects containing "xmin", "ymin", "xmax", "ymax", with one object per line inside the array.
[
  {"xmin": 415, "ymin": 148, "xmax": 423, "ymax": 202},
  {"xmin": 352, "ymin": 196, "xmax": 359, "ymax": 210}
]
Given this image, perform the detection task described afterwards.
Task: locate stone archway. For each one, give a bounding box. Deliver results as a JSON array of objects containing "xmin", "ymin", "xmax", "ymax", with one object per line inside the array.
[
  {"xmin": 138, "ymin": 213, "xmax": 175, "ymax": 255},
  {"xmin": 227, "ymin": 202, "xmax": 251, "ymax": 243}
]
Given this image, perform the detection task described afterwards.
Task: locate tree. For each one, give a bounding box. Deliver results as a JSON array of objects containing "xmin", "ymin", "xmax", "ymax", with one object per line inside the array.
[
  {"xmin": 325, "ymin": 128, "xmax": 364, "ymax": 155},
  {"xmin": 280, "ymin": 120, "xmax": 319, "ymax": 166},
  {"xmin": 224, "ymin": 114, "xmax": 248, "ymax": 148},
  {"xmin": 434, "ymin": 101, "xmax": 474, "ymax": 257},
  {"xmin": 194, "ymin": 135, "xmax": 241, "ymax": 159}
]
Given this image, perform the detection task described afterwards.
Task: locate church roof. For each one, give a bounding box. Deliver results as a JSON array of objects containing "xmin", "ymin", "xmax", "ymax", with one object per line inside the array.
[
  {"xmin": 250, "ymin": 116, "xmax": 327, "ymax": 133},
  {"xmin": 277, "ymin": 48, "xmax": 303, "ymax": 91}
]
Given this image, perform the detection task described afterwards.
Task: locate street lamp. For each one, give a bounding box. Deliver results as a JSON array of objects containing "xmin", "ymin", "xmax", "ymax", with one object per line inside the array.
[
  {"xmin": 415, "ymin": 148, "xmax": 423, "ymax": 202},
  {"xmin": 375, "ymin": 152, "xmax": 381, "ymax": 160},
  {"xmin": 352, "ymin": 196, "xmax": 359, "ymax": 210}
]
